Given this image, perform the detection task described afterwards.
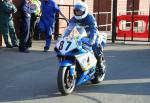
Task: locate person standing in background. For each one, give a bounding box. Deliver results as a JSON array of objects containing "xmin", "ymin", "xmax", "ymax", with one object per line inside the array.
[
  {"xmin": 0, "ymin": 0, "xmax": 18, "ymax": 48},
  {"xmin": 19, "ymin": 0, "xmax": 36, "ymax": 53},
  {"xmin": 39, "ymin": 0, "xmax": 68, "ymax": 52},
  {"xmin": 29, "ymin": 0, "xmax": 41, "ymax": 47}
]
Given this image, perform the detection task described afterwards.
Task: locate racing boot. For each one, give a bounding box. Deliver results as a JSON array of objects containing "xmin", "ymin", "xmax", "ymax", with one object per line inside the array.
[
  {"xmin": 96, "ymin": 55, "xmax": 106, "ymax": 76},
  {"xmin": 91, "ymin": 54, "xmax": 106, "ymax": 84}
]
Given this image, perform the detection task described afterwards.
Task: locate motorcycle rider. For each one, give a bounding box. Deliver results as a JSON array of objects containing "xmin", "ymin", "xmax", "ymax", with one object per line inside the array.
[{"xmin": 63, "ymin": 1, "xmax": 105, "ymax": 76}]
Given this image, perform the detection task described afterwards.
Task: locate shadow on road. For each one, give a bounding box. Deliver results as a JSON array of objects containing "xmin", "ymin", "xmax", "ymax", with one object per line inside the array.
[
  {"xmin": 75, "ymin": 80, "xmax": 150, "ymax": 96},
  {"xmin": 74, "ymin": 48, "xmax": 150, "ymax": 96},
  {"xmin": 105, "ymin": 48, "xmax": 150, "ymax": 80},
  {"xmin": 73, "ymin": 93, "xmax": 102, "ymax": 103}
]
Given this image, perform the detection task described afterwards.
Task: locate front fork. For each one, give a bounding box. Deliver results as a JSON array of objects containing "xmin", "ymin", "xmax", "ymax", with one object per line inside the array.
[
  {"xmin": 69, "ymin": 65, "xmax": 76, "ymax": 77},
  {"xmin": 59, "ymin": 60, "xmax": 76, "ymax": 77}
]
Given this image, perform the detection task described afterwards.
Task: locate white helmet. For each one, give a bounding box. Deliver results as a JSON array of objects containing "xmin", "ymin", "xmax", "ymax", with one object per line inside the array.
[{"xmin": 74, "ymin": 2, "xmax": 88, "ymax": 20}]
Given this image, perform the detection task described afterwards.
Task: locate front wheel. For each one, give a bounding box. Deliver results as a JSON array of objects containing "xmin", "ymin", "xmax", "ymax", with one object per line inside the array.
[
  {"xmin": 57, "ymin": 66, "xmax": 76, "ymax": 95},
  {"xmin": 91, "ymin": 55, "xmax": 106, "ymax": 84}
]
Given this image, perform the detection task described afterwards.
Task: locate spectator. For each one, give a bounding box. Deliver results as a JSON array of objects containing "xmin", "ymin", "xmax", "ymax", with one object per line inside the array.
[
  {"xmin": 29, "ymin": 0, "xmax": 41, "ymax": 47},
  {"xmin": 19, "ymin": 0, "xmax": 36, "ymax": 53},
  {"xmin": 0, "ymin": 0, "xmax": 18, "ymax": 48},
  {"xmin": 39, "ymin": 0, "xmax": 68, "ymax": 52}
]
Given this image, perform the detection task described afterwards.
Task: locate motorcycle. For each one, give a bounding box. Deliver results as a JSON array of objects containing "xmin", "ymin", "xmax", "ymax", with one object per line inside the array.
[{"xmin": 54, "ymin": 33, "xmax": 107, "ymax": 95}]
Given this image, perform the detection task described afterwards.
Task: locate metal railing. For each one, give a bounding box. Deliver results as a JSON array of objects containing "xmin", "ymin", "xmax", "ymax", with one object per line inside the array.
[
  {"xmin": 58, "ymin": 4, "xmax": 74, "ymax": 20},
  {"xmin": 93, "ymin": 12, "xmax": 112, "ymax": 31},
  {"xmin": 119, "ymin": 10, "xmax": 146, "ymax": 15}
]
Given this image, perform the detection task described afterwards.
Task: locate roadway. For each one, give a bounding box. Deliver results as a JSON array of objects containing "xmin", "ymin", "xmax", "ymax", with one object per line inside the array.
[{"xmin": 0, "ymin": 41, "xmax": 150, "ymax": 103}]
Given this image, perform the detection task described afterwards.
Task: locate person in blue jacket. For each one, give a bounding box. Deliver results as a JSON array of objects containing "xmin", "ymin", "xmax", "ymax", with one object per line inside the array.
[
  {"xmin": 63, "ymin": 2, "xmax": 105, "ymax": 75},
  {"xmin": 39, "ymin": 0, "xmax": 67, "ymax": 52}
]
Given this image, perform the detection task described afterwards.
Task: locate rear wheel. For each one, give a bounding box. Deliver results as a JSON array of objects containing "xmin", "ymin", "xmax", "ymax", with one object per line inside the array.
[
  {"xmin": 57, "ymin": 66, "xmax": 76, "ymax": 95},
  {"xmin": 91, "ymin": 55, "xmax": 106, "ymax": 84}
]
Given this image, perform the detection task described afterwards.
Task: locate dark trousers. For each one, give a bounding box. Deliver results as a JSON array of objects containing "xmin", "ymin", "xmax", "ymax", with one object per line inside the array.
[
  {"xmin": 19, "ymin": 17, "xmax": 31, "ymax": 50},
  {"xmin": 0, "ymin": 20, "xmax": 18, "ymax": 46},
  {"xmin": 30, "ymin": 13, "xmax": 40, "ymax": 41}
]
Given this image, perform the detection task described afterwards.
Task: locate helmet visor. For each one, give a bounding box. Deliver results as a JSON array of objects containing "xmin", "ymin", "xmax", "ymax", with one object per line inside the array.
[
  {"xmin": 74, "ymin": 9, "xmax": 85, "ymax": 16},
  {"xmin": 74, "ymin": 4, "xmax": 85, "ymax": 16}
]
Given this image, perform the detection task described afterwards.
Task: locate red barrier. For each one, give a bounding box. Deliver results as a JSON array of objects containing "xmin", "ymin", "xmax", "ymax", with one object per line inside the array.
[{"xmin": 117, "ymin": 15, "xmax": 149, "ymax": 38}]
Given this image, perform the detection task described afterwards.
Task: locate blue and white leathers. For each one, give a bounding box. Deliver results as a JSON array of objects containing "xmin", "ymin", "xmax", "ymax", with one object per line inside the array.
[{"xmin": 63, "ymin": 13, "xmax": 101, "ymax": 56}]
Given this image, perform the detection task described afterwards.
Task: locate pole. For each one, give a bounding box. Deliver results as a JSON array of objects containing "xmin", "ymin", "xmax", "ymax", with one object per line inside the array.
[
  {"xmin": 98, "ymin": 0, "xmax": 100, "ymax": 30},
  {"xmin": 131, "ymin": 0, "xmax": 135, "ymax": 41},
  {"xmin": 112, "ymin": 0, "xmax": 117, "ymax": 43},
  {"xmin": 54, "ymin": 12, "xmax": 59, "ymax": 40}
]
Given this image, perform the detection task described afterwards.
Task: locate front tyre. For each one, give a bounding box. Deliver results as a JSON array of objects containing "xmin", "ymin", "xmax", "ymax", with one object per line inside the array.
[{"xmin": 57, "ymin": 66, "xmax": 76, "ymax": 95}]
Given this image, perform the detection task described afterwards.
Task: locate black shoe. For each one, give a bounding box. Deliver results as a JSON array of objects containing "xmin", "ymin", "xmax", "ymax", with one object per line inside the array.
[
  {"xmin": 12, "ymin": 44, "xmax": 19, "ymax": 47},
  {"xmin": 43, "ymin": 47, "xmax": 49, "ymax": 52},
  {"xmin": 26, "ymin": 43, "xmax": 32, "ymax": 48},
  {"xmin": 19, "ymin": 47, "xmax": 29, "ymax": 53},
  {"xmin": 27, "ymin": 45, "xmax": 32, "ymax": 48},
  {"xmin": 6, "ymin": 44, "xmax": 13, "ymax": 48}
]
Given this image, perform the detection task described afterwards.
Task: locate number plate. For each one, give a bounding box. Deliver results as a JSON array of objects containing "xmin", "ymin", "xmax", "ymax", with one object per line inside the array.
[{"xmin": 56, "ymin": 38, "xmax": 78, "ymax": 55}]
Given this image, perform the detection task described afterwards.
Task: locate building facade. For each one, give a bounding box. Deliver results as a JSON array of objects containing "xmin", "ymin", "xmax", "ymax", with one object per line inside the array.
[
  {"xmin": 118, "ymin": 0, "xmax": 149, "ymax": 15},
  {"xmin": 0, "ymin": 0, "xmax": 149, "ymax": 46}
]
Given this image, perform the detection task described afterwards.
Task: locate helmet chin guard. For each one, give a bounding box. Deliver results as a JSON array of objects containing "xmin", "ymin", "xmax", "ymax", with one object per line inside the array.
[{"xmin": 74, "ymin": 2, "xmax": 88, "ymax": 20}]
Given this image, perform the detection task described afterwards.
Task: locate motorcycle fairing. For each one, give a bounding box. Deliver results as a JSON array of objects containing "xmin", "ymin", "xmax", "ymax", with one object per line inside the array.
[{"xmin": 75, "ymin": 52, "xmax": 97, "ymax": 71}]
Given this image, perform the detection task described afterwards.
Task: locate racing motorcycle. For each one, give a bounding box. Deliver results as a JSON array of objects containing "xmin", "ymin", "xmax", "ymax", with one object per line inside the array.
[{"xmin": 54, "ymin": 33, "xmax": 107, "ymax": 95}]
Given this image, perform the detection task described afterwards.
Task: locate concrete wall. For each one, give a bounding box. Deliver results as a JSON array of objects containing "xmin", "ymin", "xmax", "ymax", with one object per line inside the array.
[
  {"xmin": 117, "ymin": 0, "xmax": 127, "ymax": 15},
  {"xmin": 117, "ymin": 0, "xmax": 149, "ymax": 15},
  {"xmin": 0, "ymin": 0, "xmax": 149, "ymax": 46},
  {"xmin": 139, "ymin": 0, "xmax": 149, "ymax": 15}
]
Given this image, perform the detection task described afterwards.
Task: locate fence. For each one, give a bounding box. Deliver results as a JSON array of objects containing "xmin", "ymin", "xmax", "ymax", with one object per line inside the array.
[
  {"xmin": 55, "ymin": 5, "xmax": 112, "ymax": 39},
  {"xmin": 115, "ymin": 10, "xmax": 150, "ymax": 42},
  {"xmin": 93, "ymin": 12, "xmax": 112, "ymax": 31},
  {"xmin": 112, "ymin": 0, "xmax": 150, "ymax": 43}
]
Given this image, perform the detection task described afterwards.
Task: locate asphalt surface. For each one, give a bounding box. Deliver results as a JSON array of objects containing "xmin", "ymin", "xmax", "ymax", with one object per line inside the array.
[{"xmin": 0, "ymin": 41, "xmax": 150, "ymax": 103}]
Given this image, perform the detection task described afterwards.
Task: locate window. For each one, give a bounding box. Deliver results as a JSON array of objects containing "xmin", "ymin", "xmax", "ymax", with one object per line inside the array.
[
  {"xmin": 119, "ymin": 20, "xmax": 131, "ymax": 31},
  {"xmin": 133, "ymin": 20, "xmax": 146, "ymax": 33}
]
